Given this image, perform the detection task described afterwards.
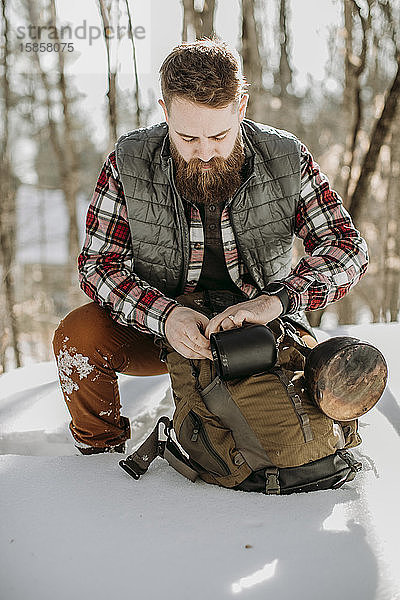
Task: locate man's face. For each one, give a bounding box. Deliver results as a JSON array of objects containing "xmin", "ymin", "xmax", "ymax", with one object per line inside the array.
[
  {"xmin": 159, "ymin": 96, "xmax": 248, "ymax": 204},
  {"xmin": 159, "ymin": 96, "xmax": 247, "ymax": 164}
]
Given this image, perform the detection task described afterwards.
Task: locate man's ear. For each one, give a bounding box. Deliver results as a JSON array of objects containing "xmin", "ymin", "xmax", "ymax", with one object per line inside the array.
[
  {"xmin": 158, "ymin": 98, "xmax": 169, "ymax": 123},
  {"xmin": 238, "ymin": 94, "xmax": 249, "ymax": 122}
]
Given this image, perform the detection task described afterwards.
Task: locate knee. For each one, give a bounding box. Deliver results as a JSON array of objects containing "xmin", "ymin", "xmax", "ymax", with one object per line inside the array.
[{"xmin": 52, "ymin": 302, "xmax": 111, "ymax": 358}]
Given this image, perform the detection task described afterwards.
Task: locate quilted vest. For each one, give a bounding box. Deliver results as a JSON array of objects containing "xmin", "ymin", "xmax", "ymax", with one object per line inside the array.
[{"xmin": 115, "ymin": 119, "xmax": 301, "ymax": 299}]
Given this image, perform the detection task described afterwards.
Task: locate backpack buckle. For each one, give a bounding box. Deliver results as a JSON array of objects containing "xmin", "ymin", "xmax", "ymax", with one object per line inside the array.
[
  {"xmin": 338, "ymin": 450, "xmax": 363, "ymax": 473},
  {"xmin": 265, "ymin": 468, "xmax": 280, "ymax": 494},
  {"xmin": 119, "ymin": 457, "xmax": 147, "ymax": 480}
]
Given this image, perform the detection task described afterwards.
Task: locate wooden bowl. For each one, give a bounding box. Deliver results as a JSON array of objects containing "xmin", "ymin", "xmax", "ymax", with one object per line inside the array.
[{"xmin": 304, "ymin": 336, "xmax": 388, "ymax": 421}]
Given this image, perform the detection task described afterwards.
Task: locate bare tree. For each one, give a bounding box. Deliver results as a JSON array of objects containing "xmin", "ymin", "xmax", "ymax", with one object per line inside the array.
[
  {"xmin": 98, "ymin": 0, "xmax": 118, "ymax": 147},
  {"xmin": 124, "ymin": 0, "xmax": 142, "ymax": 128},
  {"xmin": 25, "ymin": 0, "xmax": 82, "ymax": 301},
  {"xmin": 276, "ymin": 0, "xmax": 293, "ymax": 97},
  {"xmin": 341, "ymin": 0, "xmax": 371, "ymax": 205},
  {"xmin": 383, "ymin": 116, "xmax": 400, "ymax": 321},
  {"xmin": 182, "ymin": 0, "xmax": 216, "ymax": 42},
  {"xmin": 0, "ymin": 0, "xmax": 22, "ymax": 370},
  {"xmin": 49, "ymin": 0, "xmax": 81, "ymax": 283},
  {"xmin": 241, "ymin": 0, "xmax": 264, "ymax": 121},
  {"xmin": 348, "ymin": 53, "xmax": 400, "ymax": 226}
]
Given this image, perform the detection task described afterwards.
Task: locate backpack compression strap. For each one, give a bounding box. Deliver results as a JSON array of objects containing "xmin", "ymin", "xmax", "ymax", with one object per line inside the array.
[
  {"xmin": 270, "ymin": 367, "xmax": 314, "ymax": 443},
  {"xmin": 119, "ymin": 416, "xmax": 199, "ymax": 483}
]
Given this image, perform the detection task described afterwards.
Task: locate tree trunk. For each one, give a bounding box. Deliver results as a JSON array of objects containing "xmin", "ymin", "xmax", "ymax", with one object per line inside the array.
[
  {"xmin": 342, "ymin": 0, "xmax": 370, "ymax": 206},
  {"xmin": 26, "ymin": 0, "xmax": 82, "ymax": 304},
  {"xmin": 348, "ymin": 53, "xmax": 400, "ymax": 226},
  {"xmin": 46, "ymin": 1, "xmax": 81, "ymax": 304},
  {"xmin": 196, "ymin": 0, "xmax": 216, "ymax": 39},
  {"xmin": 336, "ymin": 294, "xmax": 356, "ymax": 325},
  {"xmin": 124, "ymin": 0, "xmax": 142, "ymax": 128},
  {"xmin": 0, "ymin": 0, "xmax": 22, "ymax": 370},
  {"xmin": 49, "ymin": 0, "xmax": 81, "ymax": 268},
  {"xmin": 306, "ymin": 308, "xmax": 325, "ymax": 329},
  {"xmin": 181, "ymin": 0, "xmax": 216, "ymax": 41},
  {"xmin": 182, "ymin": 0, "xmax": 194, "ymax": 41},
  {"xmin": 277, "ymin": 0, "xmax": 293, "ymax": 97},
  {"xmin": 241, "ymin": 0, "xmax": 264, "ymax": 121},
  {"xmin": 0, "ymin": 161, "xmax": 21, "ymax": 370},
  {"xmin": 383, "ymin": 114, "xmax": 400, "ymax": 322},
  {"xmin": 98, "ymin": 0, "xmax": 118, "ymax": 147}
]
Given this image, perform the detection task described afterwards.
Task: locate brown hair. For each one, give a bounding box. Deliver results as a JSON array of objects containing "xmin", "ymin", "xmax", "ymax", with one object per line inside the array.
[{"xmin": 159, "ymin": 38, "xmax": 248, "ymax": 110}]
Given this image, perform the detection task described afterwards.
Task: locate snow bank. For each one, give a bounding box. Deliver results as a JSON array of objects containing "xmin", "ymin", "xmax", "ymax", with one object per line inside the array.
[{"xmin": 1, "ymin": 324, "xmax": 400, "ymax": 600}]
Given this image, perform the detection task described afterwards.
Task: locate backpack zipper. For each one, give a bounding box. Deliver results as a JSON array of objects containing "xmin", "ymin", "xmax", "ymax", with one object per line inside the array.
[{"xmin": 189, "ymin": 411, "xmax": 230, "ymax": 476}]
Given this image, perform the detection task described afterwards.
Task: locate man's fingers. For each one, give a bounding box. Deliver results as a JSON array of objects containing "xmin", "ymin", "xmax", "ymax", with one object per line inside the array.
[
  {"xmin": 179, "ymin": 341, "xmax": 212, "ymax": 360},
  {"xmin": 187, "ymin": 336, "xmax": 212, "ymax": 360},
  {"xmin": 205, "ymin": 316, "xmax": 224, "ymax": 337},
  {"xmin": 206, "ymin": 311, "xmax": 245, "ymax": 337},
  {"xmin": 221, "ymin": 316, "xmax": 239, "ymax": 330},
  {"xmin": 195, "ymin": 317, "xmax": 212, "ymax": 345},
  {"xmin": 192, "ymin": 329, "xmax": 211, "ymax": 349},
  {"xmin": 180, "ymin": 326, "xmax": 212, "ymax": 359},
  {"xmin": 165, "ymin": 306, "xmax": 213, "ymax": 358}
]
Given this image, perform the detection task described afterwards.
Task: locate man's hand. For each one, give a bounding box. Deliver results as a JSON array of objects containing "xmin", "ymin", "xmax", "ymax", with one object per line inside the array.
[
  {"xmin": 165, "ymin": 306, "xmax": 212, "ymax": 360},
  {"xmin": 204, "ymin": 295, "xmax": 283, "ymax": 338}
]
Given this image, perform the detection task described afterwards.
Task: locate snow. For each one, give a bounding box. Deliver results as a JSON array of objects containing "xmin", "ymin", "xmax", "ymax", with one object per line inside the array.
[
  {"xmin": 55, "ymin": 345, "xmax": 96, "ymax": 398},
  {"xmin": 1, "ymin": 323, "xmax": 400, "ymax": 600}
]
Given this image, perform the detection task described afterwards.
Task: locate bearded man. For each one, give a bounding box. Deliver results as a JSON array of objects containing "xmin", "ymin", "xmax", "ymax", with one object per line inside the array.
[{"xmin": 53, "ymin": 39, "xmax": 368, "ymax": 455}]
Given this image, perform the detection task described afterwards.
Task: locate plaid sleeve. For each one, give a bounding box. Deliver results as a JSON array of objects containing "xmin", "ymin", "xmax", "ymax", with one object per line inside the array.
[
  {"xmin": 78, "ymin": 151, "xmax": 178, "ymax": 337},
  {"xmin": 281, "ymin": 144, "xmax": 369, "ymax": 313}
]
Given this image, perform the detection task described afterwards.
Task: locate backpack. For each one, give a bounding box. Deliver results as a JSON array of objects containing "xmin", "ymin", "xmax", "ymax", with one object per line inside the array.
[{"xmin": 120, "ymin": 290, "xmax": 363, "ymax": 495}]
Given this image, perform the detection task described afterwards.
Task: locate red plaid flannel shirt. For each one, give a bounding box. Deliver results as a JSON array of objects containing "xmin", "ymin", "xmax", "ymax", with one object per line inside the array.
[{"xmin": 78, "ymin": 143, "xmax": 368, "ymax": 337}]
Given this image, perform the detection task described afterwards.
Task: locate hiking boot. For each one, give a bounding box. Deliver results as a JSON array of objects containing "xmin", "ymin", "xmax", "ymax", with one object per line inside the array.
[{"xmin": 77, "ymin": 442, "xmax": 126, "ymax": 455}]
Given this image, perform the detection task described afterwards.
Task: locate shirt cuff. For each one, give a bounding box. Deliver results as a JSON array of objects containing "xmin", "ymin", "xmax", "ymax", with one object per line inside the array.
[
  {"xmin": 140, "ymin": 293, "xmax": 179, "ymax": 338},
  {"xmin": 279, "ymin": 278, "xmax": 310, "ymax": 314},
  {"xmin": 256, "ymin": 284, "xmax": 296, "ymax": 316}
]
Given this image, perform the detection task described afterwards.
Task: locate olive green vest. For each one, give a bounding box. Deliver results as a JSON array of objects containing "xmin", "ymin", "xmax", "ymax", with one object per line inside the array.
[{"xmin": 115, "ymin": 119, "xmax": 301, "ymax": 299}]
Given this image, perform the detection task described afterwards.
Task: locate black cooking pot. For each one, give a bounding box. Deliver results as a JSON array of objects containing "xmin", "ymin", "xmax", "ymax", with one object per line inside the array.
[{"xmin": 210, "ymin": 324, "xmax": 277, "ymax": 381}]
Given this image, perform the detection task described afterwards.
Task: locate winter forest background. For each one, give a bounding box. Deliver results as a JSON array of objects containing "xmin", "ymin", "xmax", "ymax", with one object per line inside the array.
[{"xmin": 0, "ymin": 0, "xmax": 399, "ymax": 373}]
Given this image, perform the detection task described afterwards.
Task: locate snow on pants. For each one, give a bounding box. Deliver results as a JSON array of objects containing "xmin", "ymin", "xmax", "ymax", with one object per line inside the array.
[{"xmin": 52, "ymin": 302, "xmax": 168, "ymax": 450}]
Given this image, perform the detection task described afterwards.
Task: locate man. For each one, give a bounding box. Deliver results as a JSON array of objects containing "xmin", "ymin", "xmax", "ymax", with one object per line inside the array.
[{"xmin": 53, "ymin": 39, "xmax": 368, "ymax": 455}]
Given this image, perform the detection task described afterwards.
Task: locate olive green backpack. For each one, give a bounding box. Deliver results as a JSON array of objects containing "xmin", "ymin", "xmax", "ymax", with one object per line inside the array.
[{"xmin": 120, "ymin": 291, "xmax": 362, "ymax": 494}]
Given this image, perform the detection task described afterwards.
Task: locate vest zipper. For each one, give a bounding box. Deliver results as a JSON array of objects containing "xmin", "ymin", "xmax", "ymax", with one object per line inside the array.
[
  {"xmin": 225, "ymin": 171, "xmax": 257, "ymax": 288},
  {"xmin": 225, "ymin": 171, "xmax": 256, "ymax": 209},
  {"xmin": 167, "ymin": 158, "xmax": 191, "ymax": 292},
  {"xmin": 189, "ymin": 411, "xmax": 230, "ymax": 476}
]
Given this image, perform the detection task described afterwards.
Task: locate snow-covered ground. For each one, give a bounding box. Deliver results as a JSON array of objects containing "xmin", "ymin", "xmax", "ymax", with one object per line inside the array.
[{"xmin": 1, "ymin": 323, "xmax": 400, "ymax": 600}]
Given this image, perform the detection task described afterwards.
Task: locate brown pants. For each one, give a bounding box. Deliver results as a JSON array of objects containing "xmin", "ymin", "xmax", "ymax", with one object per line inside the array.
[
  {"xmin": 53, "ymin": 301, "xmax": 317, "ymax": 450},
  {"xmin": 52, "ymin": 302, "xmax": 168, "ymax": 450}
]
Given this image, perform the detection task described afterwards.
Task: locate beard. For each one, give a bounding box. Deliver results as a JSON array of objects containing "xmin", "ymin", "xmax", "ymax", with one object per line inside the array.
[{"xmin": 170, "ymin": 131, "xmax": 245, "ymax": 205}]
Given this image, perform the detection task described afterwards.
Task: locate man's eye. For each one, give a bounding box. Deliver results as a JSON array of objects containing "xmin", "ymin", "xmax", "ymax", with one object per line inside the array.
[
  {"xmin": 213, "ymin": 135, "xmax": 227, "ymax": 141},
  {"xmin": 182, "ymin": 137, "xmax": 195, "ymax": 143}
]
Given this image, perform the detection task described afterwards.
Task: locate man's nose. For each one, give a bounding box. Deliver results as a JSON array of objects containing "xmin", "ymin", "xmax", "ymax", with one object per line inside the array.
[{"xmin": 195, "ymin": 141, "xmax": 216, "ymax": 162}]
